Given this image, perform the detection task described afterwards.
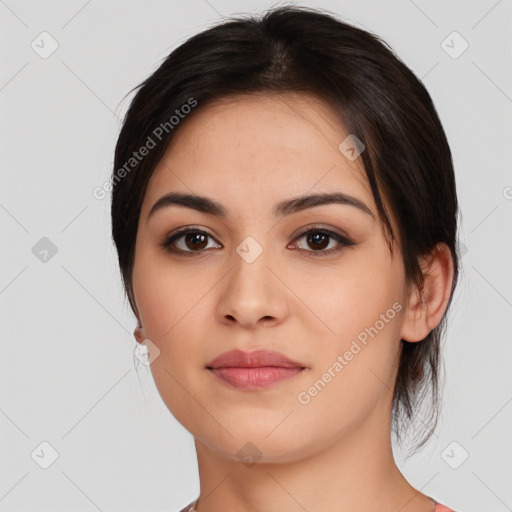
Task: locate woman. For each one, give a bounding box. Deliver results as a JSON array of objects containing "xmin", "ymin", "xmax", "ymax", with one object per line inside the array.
[{"xmin": 111, "ymin": 5, "xmax": 460, "ymax": 511}]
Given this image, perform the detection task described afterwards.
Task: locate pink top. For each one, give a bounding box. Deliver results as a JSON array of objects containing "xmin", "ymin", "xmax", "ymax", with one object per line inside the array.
[{"xmin": 178, "ymin": 500, "xmax": 455, "ymax": 511}]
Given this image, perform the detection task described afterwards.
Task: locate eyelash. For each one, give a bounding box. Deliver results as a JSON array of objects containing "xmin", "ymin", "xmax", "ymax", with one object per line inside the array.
[{"xmin": 161, "ymin": 225, "xmax": 356, "ymax": 257}]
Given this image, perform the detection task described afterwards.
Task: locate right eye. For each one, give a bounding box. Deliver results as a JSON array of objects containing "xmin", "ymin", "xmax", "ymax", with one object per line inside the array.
[{"xmin": 161, "ymin": 227, "xmax": 222, "ymax": 256}]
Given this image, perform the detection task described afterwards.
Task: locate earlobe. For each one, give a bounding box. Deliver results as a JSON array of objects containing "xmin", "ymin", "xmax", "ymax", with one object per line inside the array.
[
  {"xmin": 134, "ymin": 318, "xmax": 145, "ymax": 344},
  {"xmin": 400, "ymin": 285, "xmax": 429, "ymax": 343},
  {"xmin": 400, "ymin": 242, "xmax": 454, "ymax": 343},
  {"xmin": 132, "ymin": 297, "xmax": 146, "ymax": 344}
]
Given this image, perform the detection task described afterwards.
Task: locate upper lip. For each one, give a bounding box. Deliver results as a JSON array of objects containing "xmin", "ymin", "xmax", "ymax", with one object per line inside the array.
[{"xmin": 206, "ymin": 349, "xmax": 305, "ymax": 369}]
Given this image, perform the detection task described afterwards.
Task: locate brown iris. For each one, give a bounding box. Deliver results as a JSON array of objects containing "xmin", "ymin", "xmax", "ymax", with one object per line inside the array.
[
  {"xmin": 184, "ymin": 232, "xmax": 208, "ymax": 250},
  {"xmin": 307, "ymin": 231, "xmax": 329, "ymax": 251}
]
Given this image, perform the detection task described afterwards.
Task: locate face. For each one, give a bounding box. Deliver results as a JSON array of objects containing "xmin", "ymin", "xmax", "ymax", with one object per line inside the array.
[{"xmin": 132, "ymin": 92, "xmax": 411, "ymax": 463}]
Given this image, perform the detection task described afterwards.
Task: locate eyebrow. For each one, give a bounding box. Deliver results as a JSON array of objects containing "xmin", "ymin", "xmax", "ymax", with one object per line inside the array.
[{"xmin": 147, "ymin": 191, "xmax": 374, "ymax": 221}]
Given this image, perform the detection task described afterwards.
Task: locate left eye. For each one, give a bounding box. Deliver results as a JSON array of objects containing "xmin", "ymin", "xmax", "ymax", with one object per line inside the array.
[{"xmin": 289, "ymin": 228, "xmax": 355, "ymax": 256}]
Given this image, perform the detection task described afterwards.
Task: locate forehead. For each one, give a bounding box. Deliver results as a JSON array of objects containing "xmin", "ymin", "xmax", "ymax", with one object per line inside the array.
[{"xmin": 142, "ymin": 92, "xmax": 375, "ymax": 219}]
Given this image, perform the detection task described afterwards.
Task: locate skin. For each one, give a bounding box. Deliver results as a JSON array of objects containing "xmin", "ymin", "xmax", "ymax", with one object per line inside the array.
[{"xmin": 131, "ymin": 92, "xmax": 454, "ymax": 512}]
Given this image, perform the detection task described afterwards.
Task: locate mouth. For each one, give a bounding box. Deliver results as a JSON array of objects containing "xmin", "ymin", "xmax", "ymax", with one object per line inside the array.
[
  {"xmin": 208, "ymin": 366, "xmax": 306, "ymax": 390},
  {"xmin": 206, "ymin": 349, "xmax": 307, "ymax": 390}
]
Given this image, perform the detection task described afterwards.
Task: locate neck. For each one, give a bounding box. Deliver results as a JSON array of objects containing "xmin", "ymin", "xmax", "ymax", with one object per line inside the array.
[{"xmin": 192, "ymin": 412, "xmax": 435, "ymax": 512}]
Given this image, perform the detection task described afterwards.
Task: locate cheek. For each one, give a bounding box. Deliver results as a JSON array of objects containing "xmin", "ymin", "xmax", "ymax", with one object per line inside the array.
[
  {"xmin": 132, "ymin": 250, "xmax": 212, "ymax": 409},
  {"xmin": 132, "ymin": 247, "xmax": 207, "ymax": 340},
  {"xmin": 291, "ymin": 310, "xmax": 403, "ymax": 451},
  {"xmin": 292, "ymin": 266, "xmax": 404, "ymax": 414},
  {"xmin": 287, "ymin": 257, "xmax": 400, "ymax": 345}
]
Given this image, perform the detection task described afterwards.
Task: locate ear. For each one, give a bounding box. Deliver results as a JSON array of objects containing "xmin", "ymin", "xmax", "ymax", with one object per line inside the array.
[
  {"xmin": 134, "ymin": 318, "xmax": 145, "ymax": 344},
  {"xmin": 130, "ymin": 292, "xmax": 147, "ymax": 344},
  {"xmin": 400, "ymin": 242, "xmax": 454, "ymax": 343},
  {"xmin": 132, "ymin": 302, "xmax": 146, "ymax": 344}
]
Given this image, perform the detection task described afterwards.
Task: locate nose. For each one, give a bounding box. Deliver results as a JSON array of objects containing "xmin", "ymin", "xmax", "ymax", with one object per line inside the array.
[{"xmin": 215, "ymin": 246, "xmax": 290, "ymax": 330}]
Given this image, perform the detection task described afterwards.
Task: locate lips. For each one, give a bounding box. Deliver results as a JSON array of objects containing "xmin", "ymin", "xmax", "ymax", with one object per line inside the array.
[
  {"xmin": 207, "ymin": 349, "xmax": 305, "ymax": 369},
  {"xmin": 206, "ymin": 349, "xmax": 306, "ymax": 390}
]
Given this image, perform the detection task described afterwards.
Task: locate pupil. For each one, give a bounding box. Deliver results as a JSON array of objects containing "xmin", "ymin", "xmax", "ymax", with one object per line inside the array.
[
  {"xmin": 309, "ymin": 232, "xmax": 328, "ymax": 250},
  {"xmin": 186, "ymin": 233, "xmax": 207, "ymax": 250}
]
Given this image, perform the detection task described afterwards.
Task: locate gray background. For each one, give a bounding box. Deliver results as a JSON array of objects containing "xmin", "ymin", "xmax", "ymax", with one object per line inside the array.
[{"xmin": 1, "ymin": 0, "xmax": 511, "ymax": 511}]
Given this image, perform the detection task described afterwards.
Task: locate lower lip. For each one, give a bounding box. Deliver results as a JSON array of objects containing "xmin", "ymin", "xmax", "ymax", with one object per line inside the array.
[{"xmin": 208, "ymin": 366, "xmax": 305, "ymax": 390}]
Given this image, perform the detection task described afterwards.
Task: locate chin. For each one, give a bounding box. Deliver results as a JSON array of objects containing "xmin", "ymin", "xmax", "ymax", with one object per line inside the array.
[{"xmin": 192, "ymin": 420, "xmax": 322, "ymax": 466}]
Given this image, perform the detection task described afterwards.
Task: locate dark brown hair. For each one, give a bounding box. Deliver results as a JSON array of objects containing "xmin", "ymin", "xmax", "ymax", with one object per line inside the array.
[{"xmin": 111, "ymin": 4, "xmax": 460, "ymax": 453}]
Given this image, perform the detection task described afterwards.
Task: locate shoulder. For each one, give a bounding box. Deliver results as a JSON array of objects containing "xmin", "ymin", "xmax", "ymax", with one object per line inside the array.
[
  {"xmin": 434, "ymin": 504, "xmax": 456, "ymax": 512},
  {"xmin": 177, "ymin": 501, "xmax": 457, "ymax": 511}
]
